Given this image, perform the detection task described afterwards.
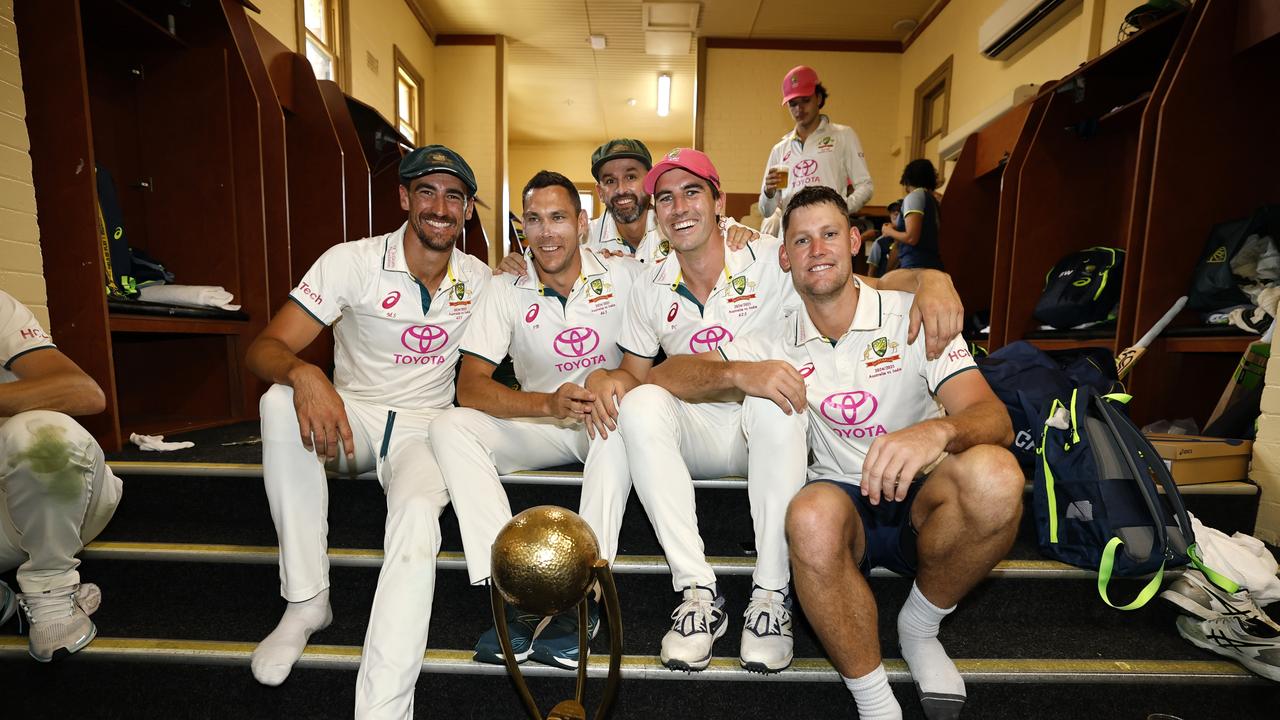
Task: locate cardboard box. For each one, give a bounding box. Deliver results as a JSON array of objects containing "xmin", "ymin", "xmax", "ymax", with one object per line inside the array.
[{"xmin": 1145, "ymin": 433, "xmax": 1252, "ymax": 485}]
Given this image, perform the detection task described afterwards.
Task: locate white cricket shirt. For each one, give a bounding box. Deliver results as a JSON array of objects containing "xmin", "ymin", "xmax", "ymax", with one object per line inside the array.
[
  {"xmin": 288, "ymin": 223, "xmax": 492, "ymax": 411},
  {"xmin": 617, "ymin": 234, "xmax": 794, "ymax": 359},
  {"xmin": 460, "ymin": 248, "xmax": 639, "ymax": 392},
  {"xmin": 758, "ymin": 115, "xmax": 874, "ymax": 217},
  {"xmin": 719, "ymin": 281, "xmax": 977, "ymax": 485},
  {"xmin": 584, "ymin": 208, "xmax": 670, "ymax": 264},
  {"xmin": 0, "ymin": 290, "xmax": 56, "ymax": 384}
]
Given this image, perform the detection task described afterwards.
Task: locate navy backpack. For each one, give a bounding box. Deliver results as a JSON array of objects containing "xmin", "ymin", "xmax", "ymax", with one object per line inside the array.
[
  {"xmin": 1034, "ymin": 387, "xmax": 1236, "ymax": 609},
  {"xmin": 977, "ymin": 341, "xmax": 1118, "ymax": 468}
]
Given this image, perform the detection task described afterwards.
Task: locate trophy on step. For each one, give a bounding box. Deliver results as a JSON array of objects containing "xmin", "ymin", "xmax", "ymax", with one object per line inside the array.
[{"xmin": 490, "ymin": 506, "xmax": 624, "ymax": 720}]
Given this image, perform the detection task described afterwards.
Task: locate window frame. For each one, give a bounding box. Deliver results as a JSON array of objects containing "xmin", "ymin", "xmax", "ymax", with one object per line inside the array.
[
  {"xmin": 296, "ymin": 0, "xmax": 350, "ymax": 89},
  {"xmin": 911, "ymin": 56, "xmax": 953, "ymax": 179},
  {"xmin": 393, "ymin": 46, "xmax": 425, "ymax": 147}
]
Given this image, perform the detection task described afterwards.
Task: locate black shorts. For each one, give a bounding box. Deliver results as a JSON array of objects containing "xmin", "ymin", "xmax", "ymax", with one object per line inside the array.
[{"xmin": 809, "ymin": 478, "xmax": 923, "ymax": 577}]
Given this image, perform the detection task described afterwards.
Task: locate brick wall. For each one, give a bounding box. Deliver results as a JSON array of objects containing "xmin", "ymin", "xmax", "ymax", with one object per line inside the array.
[
  {"xmin": 0, "ymin": 1, "xmax": 46, "ymax": 328},
  {"xmin": 1251, "ymin": 340, "xmax": 1280, "ymax": 543}
]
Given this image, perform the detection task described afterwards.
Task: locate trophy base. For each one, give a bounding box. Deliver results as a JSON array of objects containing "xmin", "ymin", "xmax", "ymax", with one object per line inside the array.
[{"xmin": 547, "ymin": 700, "xmax": 587, "ymax": 720}]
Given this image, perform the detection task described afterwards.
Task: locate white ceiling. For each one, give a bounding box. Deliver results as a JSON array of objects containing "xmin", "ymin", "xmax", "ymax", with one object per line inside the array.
[{"xmin": 416, "ymin": 0, "xmax": 937, "ymax": 144}]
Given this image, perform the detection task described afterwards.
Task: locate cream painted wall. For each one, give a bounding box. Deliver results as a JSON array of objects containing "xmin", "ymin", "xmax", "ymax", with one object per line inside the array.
[
  {"xmin": 348, "ymin": 0, "xmax": 435, "ymax": 138},
  {"xmin": 509, "ymin": 142, "xmax": 596, "ymax": 191},
  {"xmin": 0, "ymin": 2, "xmax": 47, "ymax": 327},
  {"xmin": 252, "ymin": 0, "xmax": 435, "ymax": 140},
  {"xmin": 896, "ymin": 0, "xmax": 1091, "ymax": 172},
  {"xmin": 434, "ymin": 44, "xmax": 499, "ymax": 261},
  {"xmin": 894, "ymin": 0, "xmax": 1151, "ymax": 179},
  {"xmin": 251, "ymin": 0, "xmax": 297, "ymax": 52},
  {"xmin": 704, "ymin": 48, "xmax": 902, "ymax": 206}
]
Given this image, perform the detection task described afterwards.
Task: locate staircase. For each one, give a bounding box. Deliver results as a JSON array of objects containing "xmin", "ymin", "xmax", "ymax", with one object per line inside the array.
[{"xmin": 2, "ymin": 423, "xmax": 1276, "ymax": 719}]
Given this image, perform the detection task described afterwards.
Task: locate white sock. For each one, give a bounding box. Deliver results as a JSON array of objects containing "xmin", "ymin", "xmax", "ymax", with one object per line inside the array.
[
  {"xmin": 842, "ymin": 664, "xmax": 902, "ymax": 720},
  {"xmin": 897, "ymin": 583, "xmax": 965, "ymax": 718},
  {"xmin": 251, "ymin": 589, "xmax": 333, "ymax": 686}
]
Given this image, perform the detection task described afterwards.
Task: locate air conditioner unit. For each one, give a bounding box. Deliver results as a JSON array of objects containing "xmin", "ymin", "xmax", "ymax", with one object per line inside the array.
[{"xmin": 979, "ymin": 0, "xmax": 1082, "ymax": 59}]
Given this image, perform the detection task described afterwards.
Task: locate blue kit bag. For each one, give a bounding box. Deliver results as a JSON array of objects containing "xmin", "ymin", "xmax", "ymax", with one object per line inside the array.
[{"xmin": 1034, "ymin": 387, "xmax": 1236, "ymax": 609}]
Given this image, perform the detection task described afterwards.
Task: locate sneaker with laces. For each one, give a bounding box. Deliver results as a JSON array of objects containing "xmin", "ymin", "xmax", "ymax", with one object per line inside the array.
[
  {"xmin": 474, "ymin": 602, "xmax": 549, "ymax": 665},
  {"xmin": 530, "ymin": 597, "xmax": 600, "ymax": 670},
  {"xmin": 739, "ymin": 586, "xmax": 793, "ymax": 673},
  {"xmin": 17, "ymin": 583, "xmax": 101, "ymax": 662},
  {"xmin": 0, "ymin": 580, "xmax": 16, "ymax": 628},
  {"xmin": 660, "ymin": 585, "xmax": 727, "ymax": 672},
  {"xmin": 1161, "ymin": 570, "xmax": 1280, "ymax": 629},
  {"xmin": 1176, "ymin": 614, "xmax": 1280, "ymax": 682}
]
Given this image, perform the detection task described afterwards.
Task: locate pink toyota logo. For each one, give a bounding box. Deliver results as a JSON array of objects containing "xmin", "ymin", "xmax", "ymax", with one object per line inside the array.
[
  {"xmin": 401, "ymin": 324, "xmax": 449, "ymax": 354},
  {"xmin": 553, "ymin": 327, "xmax": 600, "ymax": 358},
  {"xmin": 689, "ymin": 325, "xmax": 733, "ymax": 353},
  {"xmin": 820, "ymin": 391, "xmax": 878, "ymax": 426},
  {"xmin": 794, "ymin": 159, "xmax": 818, "ymax": 177}
]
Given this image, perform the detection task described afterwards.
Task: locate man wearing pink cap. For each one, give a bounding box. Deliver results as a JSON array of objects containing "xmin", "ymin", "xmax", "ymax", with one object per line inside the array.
[
  {"xmin": 583, "ymin": 148, "xmax": 963, "ymax": 674},
  {"xmin": 760, "ymin": 65, "xmax": 874, "ymax": 219}
]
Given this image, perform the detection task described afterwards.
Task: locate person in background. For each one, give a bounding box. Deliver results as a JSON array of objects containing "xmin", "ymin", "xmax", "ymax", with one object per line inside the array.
[
  {"xmin": 881, "ymin": 160, "xmax": 943, "ymax": 270},
  {"xmin": 759, "ymin": 65, "xmax": 874, "ymax": 219},
  {"xmin": 867, "ymin": 200, "xmax": 902, "ymax": 277}
]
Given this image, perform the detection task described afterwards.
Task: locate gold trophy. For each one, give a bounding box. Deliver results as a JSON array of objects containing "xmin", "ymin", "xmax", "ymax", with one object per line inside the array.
[{"xmin": 490, "ymin": 506, "xmax": 623, "ymax": 720}]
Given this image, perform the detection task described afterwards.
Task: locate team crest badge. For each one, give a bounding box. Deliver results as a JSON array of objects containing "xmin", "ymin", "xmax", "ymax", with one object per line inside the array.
[
  {"xmin": 658, "ymin": 239, "xmax": 671, "ymax": 257},
  {"xmin": 666, "ymin": 149, "xmax": 681, "ymax": 161},
  {"xmin": 1209, "ymin": 246, "xmax": 1227, "ymax": 263},
  {"xmin": 732, "ymin": 275, "xmax": 747, "ymax": 296},
  {"xmin": 454, "ymin": 282, "xmax": 466, "ymax": 300},
  {"xmin": 430, "ymin": 152, "xmax": 448, "ymax": 163},
  {"xmin": 591, "ymin": 278, "xmax": 604, "ymax": 295},
  {"xmin": 871, "ymin": 337, "xmax": 888, "ymax": 357}
]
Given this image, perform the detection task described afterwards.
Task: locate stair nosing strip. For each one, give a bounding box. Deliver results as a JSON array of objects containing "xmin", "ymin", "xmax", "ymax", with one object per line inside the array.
[
  {"xmin": 103, "ymin": 461, "xmax": 1260, "ymax": 495},
  {"xmin": 0, "ymin": 638, "xmax": 1257, "ymax": 684},
  {"xmin": 80, "ymin": 541, "xmax": 1171, "ymax": 579}
]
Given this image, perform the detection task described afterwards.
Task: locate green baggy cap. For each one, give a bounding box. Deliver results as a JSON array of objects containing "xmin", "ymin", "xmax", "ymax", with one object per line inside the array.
[
  {"xmin": 590, "ymin": 138, "xmax": 652, "ymax": 180},
  {"xmin": 399, "ymin": 145, "xmax": 478, "ymax": 195}
]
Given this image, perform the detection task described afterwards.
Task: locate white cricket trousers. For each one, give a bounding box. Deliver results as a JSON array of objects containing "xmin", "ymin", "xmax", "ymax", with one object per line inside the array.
[
  {"xmin": 617, "ymin": 388, "xmax": 808, "ymax": 592},
  {"xmin": 260, "ymin": 384, "xmax": 448, "ymax": 720},
  {"xmin": 428, "ymin": 407, "xmax": 631, "ymax": 584},
  {"xmin": 0, "ymin": 410, "xmax": 121, "ymax": 593}
]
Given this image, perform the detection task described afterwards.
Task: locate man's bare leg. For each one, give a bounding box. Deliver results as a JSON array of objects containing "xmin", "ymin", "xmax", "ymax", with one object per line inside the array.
[
  {"xmin": 787, "ymin": 483, "xmax": 901, "ymax": 719},
  {"xmin": 899, "ymin": 445, "xmax": 1024, "ymax": 719}
]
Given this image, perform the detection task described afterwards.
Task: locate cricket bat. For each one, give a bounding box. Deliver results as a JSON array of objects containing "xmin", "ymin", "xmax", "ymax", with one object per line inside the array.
[{"xmin": 1115, "ymin": 295, "xmax": 1188, "ymax": 379}]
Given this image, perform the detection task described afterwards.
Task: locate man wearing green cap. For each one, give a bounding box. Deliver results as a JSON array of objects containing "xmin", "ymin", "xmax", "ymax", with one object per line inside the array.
[
  {"xmin": 585, "ymin": 138, "xmax": 669, "ymax": 263},
  {"xmin": 244, "ymin": 145, "xmax": 492, "ymax": 719}
]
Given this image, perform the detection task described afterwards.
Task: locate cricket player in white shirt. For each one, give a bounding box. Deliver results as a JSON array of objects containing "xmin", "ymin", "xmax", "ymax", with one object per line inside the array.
[
  {"xmin": 498, "ymin": 139, "xmax": 669, "ymax": 278},
  {"xmin": 759, "ymin": 65, "xmax": 874, "ymax": 219},
  {"xmin": 0, "ymin": 290, "xmax": 120, "ymax": 662},
  {"xmin": 654, "ymin": 186, "xmax": 1022, "ymax": 720},
  {"xmin": 584, "ymin": 138, "xmax": 670, "ymax": 263},
  {"xmin": 244, "ymin": 146, "xmax": 491, "ymax": 719},
  {"xmin": 429, "ymin": 171, "xmax": 637, "ymax": 671},
  {"xmin": 584, "ymin": 149, "xmax": 965, "ymax": 674}
]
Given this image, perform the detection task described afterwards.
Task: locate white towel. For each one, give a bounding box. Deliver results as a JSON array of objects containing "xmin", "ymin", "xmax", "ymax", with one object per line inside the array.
[
  {"xmin": 138, "ymin": 284, "xmax": 240, "ymax": 312},
  {"xmin": 1190, "ymin": 513, "xmax": 1280, "ymax": 604},
  {"xmin": 130, "ymin": 433, "xmax": 195, "ymax": 452}
]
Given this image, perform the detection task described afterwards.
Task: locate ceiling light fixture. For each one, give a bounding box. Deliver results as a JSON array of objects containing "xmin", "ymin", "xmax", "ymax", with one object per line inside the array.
[
  {"xmin": 627, "ymin": 98, "xmax": 638, "ymax": 107},
  {"xmin": 588, "ymin": 34, "xmax": 606, "ymax": 50},
  {"xmin": 657, "ymin": 73, "xmax": 671, "ymax": 117}
]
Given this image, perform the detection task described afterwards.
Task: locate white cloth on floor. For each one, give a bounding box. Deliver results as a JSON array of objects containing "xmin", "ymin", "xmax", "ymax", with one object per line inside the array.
[
  {"xmin": 138, "ymin": 284, "xmax": 240, "ymax": 311},
  {"xmin": 129, "ymin": 433, "xmax": 194, "ymax": 451},
  {"xmin": 1190, "ymin": 512, "xmax": 1280, "ymax": 604}
]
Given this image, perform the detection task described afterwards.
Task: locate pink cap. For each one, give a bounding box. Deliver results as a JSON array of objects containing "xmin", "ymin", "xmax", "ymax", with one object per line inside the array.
[
  {"xmin": 644, "ymin": 148, "xmax": 722, "ymax": 195},
  {"xmin": 781, "ymin": 65, "xmax": 819, "ymax": 104}
]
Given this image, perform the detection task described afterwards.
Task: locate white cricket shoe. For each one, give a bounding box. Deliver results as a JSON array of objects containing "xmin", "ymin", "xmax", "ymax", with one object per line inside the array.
[
  {"xmin": 660, "ymin": 585, "xmax": 727, "ymax": 672},
  {"xmin": 18, "ymin": 583, "xmax": 101, "ymax": 662},
  {"xmin": 739, "ymin": 586, "xmax": 794, "ymax": 673}
]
